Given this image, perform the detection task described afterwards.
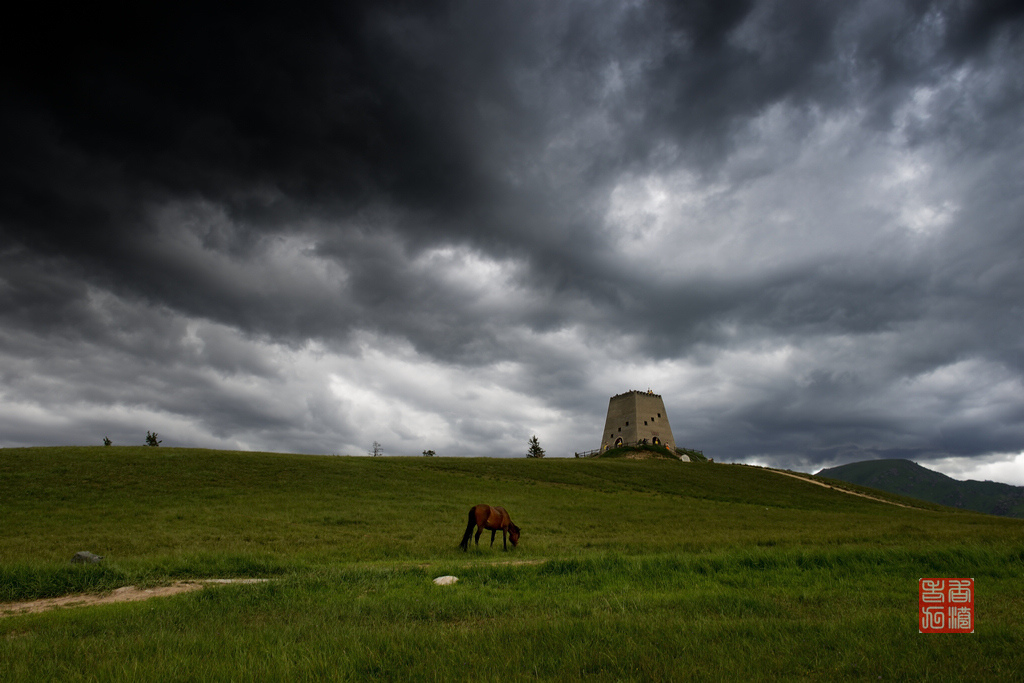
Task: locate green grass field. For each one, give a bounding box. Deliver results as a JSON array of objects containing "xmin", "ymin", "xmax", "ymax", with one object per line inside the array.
[{"xmin": 2, "ymin": 447, "xmax": 1022, "ymax": 681}]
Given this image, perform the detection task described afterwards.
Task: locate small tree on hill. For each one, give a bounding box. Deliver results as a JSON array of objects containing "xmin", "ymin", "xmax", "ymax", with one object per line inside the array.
[
  {"xmin": 422, "ymin": 449, "xmax": 436, "ymax": 457},
  {"xmin": 526, "ymin": 435, "xmax": 545, "ymax": 458},
  {"xmin": 103, "ymin": 437, "xmax": 112, "ymax": 446},
  {"xmin": 370, "ymin": 441, "xmax": 383, "ymax": 457},
  {"xmin": 145, "ymin": 431, "xmax": 162, "ymax": 447}
]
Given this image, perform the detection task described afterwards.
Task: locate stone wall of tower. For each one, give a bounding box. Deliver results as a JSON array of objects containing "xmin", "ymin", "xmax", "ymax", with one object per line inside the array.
[{"xmin": 599, "ymin": 390, "xmax": 676, "ymax": 452}]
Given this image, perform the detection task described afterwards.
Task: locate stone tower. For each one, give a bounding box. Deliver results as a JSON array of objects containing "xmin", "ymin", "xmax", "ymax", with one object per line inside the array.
[{"xmin": 600, "ymin": 389, "xmax": 676, "ymax": 452}]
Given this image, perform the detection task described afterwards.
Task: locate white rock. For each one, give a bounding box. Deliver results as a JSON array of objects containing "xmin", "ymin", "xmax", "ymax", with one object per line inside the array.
[{"xmin": 432, "ymin": 575, "xmax": 459, "ymax": 586}]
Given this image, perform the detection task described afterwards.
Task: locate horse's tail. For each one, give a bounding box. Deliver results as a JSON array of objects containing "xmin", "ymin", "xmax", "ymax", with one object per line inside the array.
[{"xmin": 459, "ymin": 508, "xmax": 475, "ymax": 551}]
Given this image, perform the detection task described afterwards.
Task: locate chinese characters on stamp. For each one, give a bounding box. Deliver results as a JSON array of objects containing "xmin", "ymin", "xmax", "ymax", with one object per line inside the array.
[{"xmin": 920, "ymin": 578, "xmax": 974, "ymax": 633}]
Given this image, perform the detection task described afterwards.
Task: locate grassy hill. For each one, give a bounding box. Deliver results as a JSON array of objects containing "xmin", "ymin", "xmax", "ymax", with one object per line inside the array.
[
  {"xmin": 817, "ymin": 458, "xmax": 1024, "ymax": 519},
  {"xmin": 1, "ymin": 446, "xmax": 1022, "ymax": 681}
]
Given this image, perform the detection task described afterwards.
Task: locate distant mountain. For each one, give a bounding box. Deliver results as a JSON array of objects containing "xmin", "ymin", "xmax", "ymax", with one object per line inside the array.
[{"xmin": 816, "ymin": 459, "xmax": 1024, "ymax": 519}]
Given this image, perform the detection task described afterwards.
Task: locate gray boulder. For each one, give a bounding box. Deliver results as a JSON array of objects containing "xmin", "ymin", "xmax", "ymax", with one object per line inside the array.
[{"xmin": 70, "ymin": 551, "xmax": 104, "ymax": 564}]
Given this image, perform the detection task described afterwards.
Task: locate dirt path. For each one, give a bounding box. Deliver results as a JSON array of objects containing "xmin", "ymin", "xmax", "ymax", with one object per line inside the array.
[
  {"xmin": 0, "ymin": 579, "xmax": 268, "ymax": 618},
  {"xmin": 1, "ymin": 559, "xmax": 548, "ymax": 618},
  {"xmin": 768, "ymin": 469, "xmax": 918, "ymax": 509}
]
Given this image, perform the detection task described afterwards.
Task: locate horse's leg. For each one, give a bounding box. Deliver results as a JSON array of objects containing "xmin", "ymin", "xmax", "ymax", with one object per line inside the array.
[
  {"xmin": 502, "ymin": 528, "xmax": 507, "ymax": 550},
  {"xmin": 475, "ymin": 527, "xmax": 482, "ymax": 547},
  {"xmin": 490, "ymin": 529, "xmax": 496, "ymax": 547},
  {"xmin": 460, "ymin": 512, "xmax": 476, "ymax": 551}
]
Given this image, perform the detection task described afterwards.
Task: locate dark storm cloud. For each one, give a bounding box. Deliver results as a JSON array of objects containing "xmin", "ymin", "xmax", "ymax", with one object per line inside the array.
[
  {"xmin": 2, "ymin": 1, "xmax": 1023, "ymax": 477},
  {"xmin": 3, "ymin": 1, "xmax": 614, "ymax": 341}
]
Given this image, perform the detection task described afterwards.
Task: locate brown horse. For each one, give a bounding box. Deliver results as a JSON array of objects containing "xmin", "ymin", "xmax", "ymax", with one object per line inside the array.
[{"xmin": 459, "ymin": 504, "xmax": 521, "ymax": 551}]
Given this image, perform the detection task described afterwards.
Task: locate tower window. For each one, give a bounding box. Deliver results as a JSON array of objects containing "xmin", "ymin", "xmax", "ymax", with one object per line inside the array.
[
  {"xmin": 644, "ymin": 421, "xmax": 648, "ymax": 425},
  {"xmin": 658, "ymin": 413, "xmax": 661, "ymax": 417},
  {"xmin": 625, "ymin": 421, "xmax": 629, "ymax": 426}
]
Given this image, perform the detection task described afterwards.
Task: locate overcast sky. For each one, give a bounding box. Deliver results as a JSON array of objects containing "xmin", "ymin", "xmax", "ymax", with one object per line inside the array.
[{"xmin": 2, "ymin": 1, "xmax": 1023, "ymax": 483}]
